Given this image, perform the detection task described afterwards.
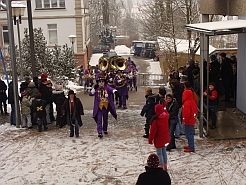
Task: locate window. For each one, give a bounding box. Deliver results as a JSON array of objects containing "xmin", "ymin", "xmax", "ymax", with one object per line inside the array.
[
  {"xmin": 2, "ymin": 26, "xmax": 9, "ymax": 44},
  {"xmin": 35, "ymin": 0, "xmax": 65, "ymax": 9},
  {"xmin": 48, "ymin": 24, "xmax": 57, "ymax": 45}
]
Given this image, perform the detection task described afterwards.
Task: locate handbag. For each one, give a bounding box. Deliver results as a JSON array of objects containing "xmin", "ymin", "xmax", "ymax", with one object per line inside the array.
[{"xmin": 59, "ymin": 115, "xmax": 67, "ymax": 128}]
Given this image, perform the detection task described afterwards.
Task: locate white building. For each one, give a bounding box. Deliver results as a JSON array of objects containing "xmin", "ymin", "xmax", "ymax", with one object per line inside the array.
[{"xmin": 0, "ymin": 0, "xmax": 90, "ymax": 67}]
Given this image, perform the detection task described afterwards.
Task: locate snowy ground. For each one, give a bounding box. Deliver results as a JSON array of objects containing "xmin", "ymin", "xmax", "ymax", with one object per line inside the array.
[{"xmin": 0, "ymin": 49, "xmax": 246, "ymax": 184}]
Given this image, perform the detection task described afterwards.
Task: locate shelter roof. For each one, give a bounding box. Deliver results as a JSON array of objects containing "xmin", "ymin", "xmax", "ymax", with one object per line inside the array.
[{"xmin": 185, "ymin": 20, "xmax": 246, "ymax": 36}]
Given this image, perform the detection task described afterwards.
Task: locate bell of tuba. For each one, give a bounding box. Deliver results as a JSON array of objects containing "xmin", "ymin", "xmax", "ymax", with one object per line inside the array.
[
  {"xmin": 98, "ymin": 56, "xmax": 109, "ymax": 71},
  {"xmin": 109, "ymin": 56, "xmax": 118, "ymax": 70},
  {"xmin": 114, "ymin": 56, "xmax": 127, "ymax": 71}
]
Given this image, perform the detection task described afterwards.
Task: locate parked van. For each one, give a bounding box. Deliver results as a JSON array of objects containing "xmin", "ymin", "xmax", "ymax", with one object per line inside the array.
[
  {"xmin": 131, "ymin": 40, "xmax": 143, "ymax": 56},
  {"xmin": 141, "ymin": 41, "xmax": 157, "ymax": 58}
]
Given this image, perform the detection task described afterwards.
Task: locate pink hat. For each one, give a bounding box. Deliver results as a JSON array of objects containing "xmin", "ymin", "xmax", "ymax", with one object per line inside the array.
[{"xmin": 21, "ymin": 91, "xmax": 27, "ymax": 96}]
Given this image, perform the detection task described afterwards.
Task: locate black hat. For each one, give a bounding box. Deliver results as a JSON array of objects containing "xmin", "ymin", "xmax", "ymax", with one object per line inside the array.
[
  {"xmin": 159, "ymin": 87, "xmax": 166, "ymax": 96},
  {"xmin": 220, "ymin": 52, "xmax": 226, "ymax": 57},
  {"xmin": 68, "ymin": 90, "xmax": 76, "ymax": 95}
]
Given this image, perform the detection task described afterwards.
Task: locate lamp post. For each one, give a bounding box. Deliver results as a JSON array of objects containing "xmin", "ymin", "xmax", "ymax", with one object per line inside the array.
[
  {"xmin": 109, "ymin": 26, "xmax": 117, "ymax": 50},
  {"xmin": 68, "ymin": 34, "xmax": 76, "ymax": 54},
  {"xmin": 12, "ymin": 1, "xmax": 26, "ymax": 81}
]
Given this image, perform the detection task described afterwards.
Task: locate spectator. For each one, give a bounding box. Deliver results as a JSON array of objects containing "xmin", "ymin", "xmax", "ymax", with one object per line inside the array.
[
  {"xmin": 230, "ymin": 55, "xmax": 237, "ymax": 66},
  {"xmin": 20, "ymin": 91, "xmax": 33, "ymax": 129},
  {"xmin": 136, "ymin": 153, "xmax": 171, "ymax": 185},
  {"xmin": 170, "ymin": 79, "xmax": 185, "ymax": 138},
  {"xmin": 0, "ymin": 78, "xmax": 8, "ymax": 115},
  {"xmin": 148, "ymin": 104, "xmax": 170, "ymax": 170},
  {"xmin": 184, "ymin": 59, "xmax": 196, "ymax": 87},
  {"xmin": 182, "ymin": 89, "xmax": 198, "ymax": 152},
  {"xmin": 8, "ymin": 81, "xmax": 16, "ymax": 125},
  {"xmin": 31, "ymin": 93, "xmax": 48, "ymax": 132},
  {"xmin": 62, "ymin": 90, "xmax": 84, "ymax": 138},
  {"xmin": 220, "ymin": 52, "xmax": 233, "ymax": 102},
  {"xmin": 231, "ymin": 64, "xmax": 237, "ymax": 106},
  {"xmin": 53, "ymin": 85, "xmax": 66, "ymax": 127},
  {"xmin": 140, "ymin": 87, "xmax": 155, "ymax": 138},
  {"xmin": 165, "ymin": 94, "xmax": 179, "ymax": 151},
  {"xmin": 203, "ymin": 82, "xmax": 218, "ymax": 129},
  {"xmin": 209, "ymin": 54, "xmax": 220, "ymax": 86},
  {"xmin": 192, "ymin": 69, "xmax": 200, "ymax": 97}
]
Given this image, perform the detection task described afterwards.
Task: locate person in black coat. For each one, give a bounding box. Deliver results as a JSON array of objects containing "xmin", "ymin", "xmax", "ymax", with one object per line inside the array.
[
  {"xmin": 8, "ymin": 81, "xmax": 16, "ymax": 125},
  {"xmin": 209, "ymin": 55, "xmax": 221, "ymax": 86},
  {"xmin": 165, "ymin": 94, "xmax": 179, "ymax": 151},
  {"xmin": 0, "ymin": 79, "xmax": 8, "ymax": 115},
  {"xmin": 136, "ymin": 153, "xmax": 171, "ymax": 185},
  {"xmin": 220, "ymin": 52, "xmax": 233, "ymax": 101},
  {"xmin": 53, "ymin": 85, "xmax": 66, "ymax": 127}
]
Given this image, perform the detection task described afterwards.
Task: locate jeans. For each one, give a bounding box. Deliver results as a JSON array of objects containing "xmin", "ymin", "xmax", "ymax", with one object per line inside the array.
[
  {"xmin": 167, "ymin": 119, "xmax": 177, "ymax": 149},
  {"xmin": 37, "ymin": 117, "xmax": 47, "ymax": 128},
  {"xmin": 185, "ymin": 124, "xmax": 195, "ymax": 151},
  {"xmin": 156, "ymin": 147, "xmax": 167, "ymax": 165},
  {"xmin": 175, "ymin": 107, "xmax": 184, "ymax": 136},
  {"xmin": 70, "ymin": 118, "xmax": 79, "ymax": 136},
  {"xmin": 10, "ymin": 103, "xmax": 16, "ymax": 125}
]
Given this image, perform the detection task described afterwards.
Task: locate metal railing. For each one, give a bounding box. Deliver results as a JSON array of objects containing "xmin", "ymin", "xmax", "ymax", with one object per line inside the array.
[{"xmin": 136, "ymin": 73, "xmax": 167, "ymax": 86}]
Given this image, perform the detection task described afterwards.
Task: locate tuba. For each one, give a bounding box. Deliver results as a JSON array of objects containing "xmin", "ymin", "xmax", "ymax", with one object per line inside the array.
[
  {"xmin": 98, "ymin": 56, "xmax": 109, "ymax": 71},
  {"xmin": 109, "ymin": 56, "xmax": 127, "ymax": 71}
]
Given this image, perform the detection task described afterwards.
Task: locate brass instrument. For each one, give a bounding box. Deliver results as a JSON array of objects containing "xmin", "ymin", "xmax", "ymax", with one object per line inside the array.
[
  {"xmin": 98, "ymin": 55, "xmax": 127, "ymax": 72},
  {"xmin": 98, "ymin": 56, "xmax": 109, "ymax": 71}
]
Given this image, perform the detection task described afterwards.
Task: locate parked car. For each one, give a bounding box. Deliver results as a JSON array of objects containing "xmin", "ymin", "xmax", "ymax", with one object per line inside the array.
[{"xmin": 92, "ymin": 45, "xmax": 110, "ymax": 54}]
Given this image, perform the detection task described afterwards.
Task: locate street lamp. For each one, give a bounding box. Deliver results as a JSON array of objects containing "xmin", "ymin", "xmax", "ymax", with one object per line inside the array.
[
  {"xmin": 68, "ymin": 34, "xmax": 76, "ymax": 53},
  {"xmin": 12, "ymin": 1, "xmax": 26, "ymax": 81},
  {"xmin": 110, "ymin": 26, "xmax": 117, "ymax": 49}
]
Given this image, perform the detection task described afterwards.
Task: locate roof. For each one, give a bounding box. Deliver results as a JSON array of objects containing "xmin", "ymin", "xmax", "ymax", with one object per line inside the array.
[
  {"xmin": 157, "ymin": 37, "xmax": 216, "ymax": 54},
  {"xmin": 185, "ymin": 20, "xmax": 246, "ymax": 36}
]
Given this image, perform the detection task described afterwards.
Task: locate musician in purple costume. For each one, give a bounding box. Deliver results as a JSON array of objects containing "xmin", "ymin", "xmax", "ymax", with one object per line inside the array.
[
  {"xmin": 114, "ymin": 70, "xmax": 128, "ymax": 109},
  {"xmin": 89, "ymin": 76, "xmax": 118, "ymax": 138},
  {"xmin": 84, "ymin": 69, "xmax": 94, "ymax": 88}
]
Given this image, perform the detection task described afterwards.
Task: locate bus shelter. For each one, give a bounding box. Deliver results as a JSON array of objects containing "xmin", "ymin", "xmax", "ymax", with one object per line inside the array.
[{"xmin": 185, "ymin": 19, "xmax": 246, "ymax": 137}]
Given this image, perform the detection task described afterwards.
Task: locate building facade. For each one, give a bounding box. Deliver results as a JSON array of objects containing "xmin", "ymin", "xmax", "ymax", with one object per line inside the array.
[{"xmin": 0, "ymin": 0, "xmax": 90, "ymax": 68}]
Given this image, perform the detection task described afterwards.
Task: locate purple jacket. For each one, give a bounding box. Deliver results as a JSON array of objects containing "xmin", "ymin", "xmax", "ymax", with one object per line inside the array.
[
  {"xmin": 114, "ymin": 75, "xmax": 128, "ymax": 96},
  {"xmin": 89, "ymin": 84, "xmax": 117, "ymax": 122}
]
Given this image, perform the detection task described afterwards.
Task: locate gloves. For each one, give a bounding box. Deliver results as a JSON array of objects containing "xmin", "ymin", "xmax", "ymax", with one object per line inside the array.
[
  {"xmin": 109, "ymin": 78, "xmax": 113, "ymax": 82},
  {"xmin": 94, "ymin": 84, "xmax": 99, "ymax": 90},
  {"xmin": 114, "ymin": 91, "xmax": 119, "ymax": 97},
  {"xmin": 117, "ymin": 80, "xmax": 121, "ymax": 83}
]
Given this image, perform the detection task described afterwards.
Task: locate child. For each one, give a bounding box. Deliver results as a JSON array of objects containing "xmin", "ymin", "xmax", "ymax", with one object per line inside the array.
[
  {"xmin": 182, "ymin": 89, "xmax": 198, "ymax": 152},
  {"xmin": 148, "ymin": 104, "xmax": 170, "ymax": 170},
  {"xmin": 31, "ymin": 93, "xmax": 47, "ymax": 132},
  {"xmin": 20, "ymin": 91, "xmax": 33, "ymax": 129},
  {"xmin": 203, "ymin": 82, "xmax": 218, "ymax": 129},
  {"xmin": 62, "ymin": 90, "xmax": 84, "ymax": 137},
  {"xmin": 140, "ymin": 87, "xmax": 155, "ymax": 138}
]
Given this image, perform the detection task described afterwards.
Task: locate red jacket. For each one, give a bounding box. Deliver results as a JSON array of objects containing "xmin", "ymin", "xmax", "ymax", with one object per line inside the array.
[
  {"xmin": 148, "ymin": 104, "xmax": 170, "ymax": 148},
  {"xmin": 182, "ymin": 90, "xmax": 198, "ymax": 125}
]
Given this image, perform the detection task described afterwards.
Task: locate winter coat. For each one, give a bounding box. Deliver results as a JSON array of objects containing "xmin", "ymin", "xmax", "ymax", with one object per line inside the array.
[
  {"xmin": 0, "ymin": 80, "xmax": 7, "ymax": 101},
  {"xmin": 62, "ymin": 96, "xmax": 84, "ymax": 127},
  {"xmin": 166, "ymin": 99, "xmax": 179, "ymax": 120},
  {"xmin": 21, "ymin": 96, "xmax": 33, "ymax": 115},
  {"xmin": 26, "ymin": 87, "xmax": 40, "ymax": 98},
  {"xmin": 220, "ymin": 57, "xmax": 233, "ymax": 80},
  {"xmin": 52, "ymin": 90, "xmax": 66, "ymax": 112},
  {"xmin": 31, "ymin": 99, "xmax": 47, "ymax": 118},
  {"xmin": 204, "ymin": 89, "xmax": 218, "ymax": 109},
  {"xmin": 172, "ymin": 84, "xmax": 184, "ymax": 108},
  {"xmin": 7, "ymin": 82, "xmax": 14, "ymax": 104},
  {"xmin": 136, "ymin": 166, "xmax": 171, "ymax": 185},
  {"xmin": 140, "ymin": 93, "xmax": 156, "ymax": 119},
  {"xmin": 209, "ymin": 60, "xmax": 220, "ymax": 83},
  {"xmin": 182, "ymin": 90, "xmax": 198, "ymax": 125},
  {"xmin": 193, "ymin": 74, "xmax": 200, "ymax": 96},
  {"xmin": 39, "ymin": 83, "xmax": 52, "ymax": 104},
  {"xmin": 148, "ymin": 104, "xmax": 170, "ymax": 148}
]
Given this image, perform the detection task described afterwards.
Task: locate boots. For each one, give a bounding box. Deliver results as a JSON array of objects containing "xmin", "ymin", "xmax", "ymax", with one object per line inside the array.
[
  {"xmin": 143, "ymin": 127, "xmax": 149, "ymax": 138},
  {"xmin": 163, "ymin": 163, "xmax": 167, "ymax": 171}
]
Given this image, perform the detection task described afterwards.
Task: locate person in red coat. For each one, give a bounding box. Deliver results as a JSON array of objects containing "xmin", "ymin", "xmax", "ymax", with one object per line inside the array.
[
  {"xmin": 182, "ymin": 89, "xmax": 198, "ymax": 152},
  {"xmin": 148, "ymin": 104, "xmax": 170, "ymax": 170}
]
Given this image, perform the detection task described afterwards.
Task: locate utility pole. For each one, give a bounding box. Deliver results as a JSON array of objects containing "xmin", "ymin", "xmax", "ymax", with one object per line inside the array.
[
  {"xmin": 26, "ymin": 0, "xmax": 36, "ymax": 77},
  {"xmin": 6, "ymin": 0, "xmax": 21, "ymax": 128}
]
